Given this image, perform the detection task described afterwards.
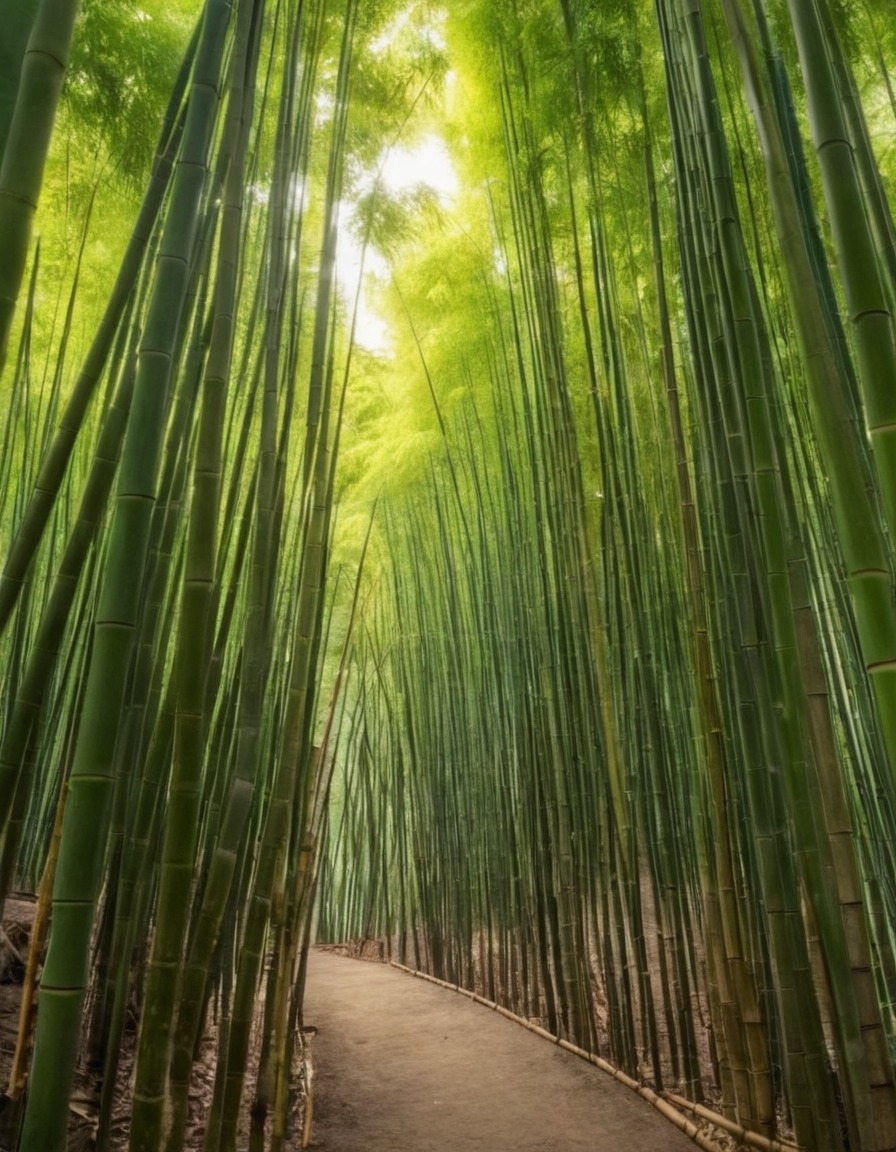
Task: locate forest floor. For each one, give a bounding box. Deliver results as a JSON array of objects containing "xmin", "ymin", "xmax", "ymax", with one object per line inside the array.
[
  {"xmin": 304, "ymin": 947, "xmax": 713, "ymax": 1152},
  {"xmin": 0, "ymin": 895, "xmax": 302, "ymax": 1151}
]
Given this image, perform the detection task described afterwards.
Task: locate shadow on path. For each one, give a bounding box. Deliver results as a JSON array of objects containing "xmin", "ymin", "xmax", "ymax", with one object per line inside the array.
[{"xmin": 304, "ymin": 948, "xmax": 699, "ymax": 1151}]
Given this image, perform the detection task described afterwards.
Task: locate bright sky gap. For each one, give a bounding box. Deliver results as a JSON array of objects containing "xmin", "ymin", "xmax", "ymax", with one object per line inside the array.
[{"xmin": 337, "ymin": 134, "xmax": 458, "ymax": 354}]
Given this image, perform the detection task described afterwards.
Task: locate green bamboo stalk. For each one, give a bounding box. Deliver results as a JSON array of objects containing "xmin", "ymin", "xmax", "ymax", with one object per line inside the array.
[
  {"xmin": 0, "ymin": 353, "xmax": 135, "ymax": 903},
  {"xmin": 0, "ymin": 0, "xmax": 38, "ymax": 165},
  {"xmin": 18, "ymin": 4, "xmax": 231, "ymax": 1145},
  {"xmin": 641, "ymin": 60, "xmax": 772, "ymax": 1124},
  {"xmin": 0, "ymin": 0, "xmax": 79, "ymax": 374},
  {"xmin": 715, "ymin": 5, "xmax": 896, "ymax": 1144},
  {"xmin": 127, "ymin": 4, "xmax": 260, "ymax": 1146},
  {"xmin": 0, "ymin": 20, "xmax": 196, "ymax": 637},
  {"xmin": 784, "ymin": 0, "xmax": 896, "ymax": 548},
  {"xmin": 158, "ymin": 4, "xmax": 318, "ymax": 1137}
]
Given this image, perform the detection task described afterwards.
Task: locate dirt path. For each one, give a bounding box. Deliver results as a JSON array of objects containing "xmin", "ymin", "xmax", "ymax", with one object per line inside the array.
[{"xmin": 304, "ymin": 949, "xmax": 700, "ymax": 1151}]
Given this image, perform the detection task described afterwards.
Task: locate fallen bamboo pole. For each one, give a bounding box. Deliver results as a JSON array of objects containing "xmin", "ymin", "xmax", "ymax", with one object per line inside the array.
[
  {"xmin": 390, "ymin": 962, "xmax": 802, "ymax": 1152},
  {"xmin": 663, "ymin": 1091, "xmax": 800, "ymax": 1152}
]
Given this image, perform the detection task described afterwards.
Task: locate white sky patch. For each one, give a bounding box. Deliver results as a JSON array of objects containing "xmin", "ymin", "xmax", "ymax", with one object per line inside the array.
[
  {"xmin": 371, "ymin": 6, "xmax": 447, "ymax": 56},
  {"xmin": 370, "ymin": 9, "xmax": 413, "ymax": 55},
  {"xmin": 379, "ymin": 135, "xmax": 457, "ymax": 201},
  {"xmin": 291, "ymin": 174, "xmax": 308, "ymax": 212},
  {"xmin": 337, "ymin": 227, "xmax": 391, "ymax": 352},
  {"xmin": 338, "ymin": 136, "xmax": 458, "ymax": 354},
  {"xmin": 315, "ymin": 89, "xmax": 335, "ymax": 129}
]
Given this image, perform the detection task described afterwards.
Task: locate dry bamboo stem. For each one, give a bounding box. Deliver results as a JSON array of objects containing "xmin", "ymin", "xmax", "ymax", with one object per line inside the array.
[
  {"xmin": 7, "ymin": 782, "xmax": 69, "ymax": 1097},
  {"xmin": 663, "ymin": 1091, "xmax": 801, "ymax": 1152},
  {"xmin": 301, "ymin": 1027, "xmax": 317, "ymax": 1150}
]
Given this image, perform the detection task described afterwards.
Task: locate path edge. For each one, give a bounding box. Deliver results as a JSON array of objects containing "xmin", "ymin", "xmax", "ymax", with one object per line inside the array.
[{"xmin": 389, "ymin": 961, "xmax": 801, "ymax": 1152}]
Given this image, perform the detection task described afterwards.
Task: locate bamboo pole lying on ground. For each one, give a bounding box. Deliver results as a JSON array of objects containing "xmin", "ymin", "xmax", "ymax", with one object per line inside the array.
[{"xmin": 663, "ymin": 1091, "xmax": 801, "ymax": 1152}]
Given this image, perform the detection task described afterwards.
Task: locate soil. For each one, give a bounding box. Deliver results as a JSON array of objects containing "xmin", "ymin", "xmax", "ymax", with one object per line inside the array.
[
  {"xmin": 0, "ymin": 896, "xmax": 301, "ymax": 1152},
  {"xmin": 304, "ymin": 948, "xmax": 706, "ymax": 1152}
]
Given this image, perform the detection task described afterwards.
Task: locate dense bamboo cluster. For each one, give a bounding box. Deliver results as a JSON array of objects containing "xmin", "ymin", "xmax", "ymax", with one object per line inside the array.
[
  {"xmin": 0, "ymin": 1, "xmax": 381, "ymax": 1149},
  {"xmin": 319, "ymin": 3, "xmax": 896, "ymax": 1151},
  {"xmin": 3, "ymin": 1, "xmax": 896, "ymax": 1150}
]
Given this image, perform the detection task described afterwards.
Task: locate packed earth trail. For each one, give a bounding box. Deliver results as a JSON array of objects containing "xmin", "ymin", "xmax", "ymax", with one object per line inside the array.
[{"xmin": 304, "ymin": 949, "xmax": 701, "ymax": 1152}]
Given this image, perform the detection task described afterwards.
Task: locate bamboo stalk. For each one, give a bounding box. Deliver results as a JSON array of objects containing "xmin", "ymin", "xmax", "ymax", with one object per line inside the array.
[{"xmin": 664, "ymin": 1091, "xmax": 801, "ymax": 1152}]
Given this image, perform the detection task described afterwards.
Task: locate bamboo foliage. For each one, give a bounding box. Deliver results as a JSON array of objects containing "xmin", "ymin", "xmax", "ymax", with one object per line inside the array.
[
  {"xmin": 3, "ymin": 2, "xmax": 896, "ymax": 1151},
  {"xmin": 0, "ymin": 28, "xmax": 195, "ymax": 640},
  {"xmin": 0, "ymin": 0, "xmax": 80, "ymax": 375}
]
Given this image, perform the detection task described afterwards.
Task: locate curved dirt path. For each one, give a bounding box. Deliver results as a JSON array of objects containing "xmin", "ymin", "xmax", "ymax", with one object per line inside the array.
[{"xmin": 304, "ymin": 949, "xmax": 699, "ymax": 1151}]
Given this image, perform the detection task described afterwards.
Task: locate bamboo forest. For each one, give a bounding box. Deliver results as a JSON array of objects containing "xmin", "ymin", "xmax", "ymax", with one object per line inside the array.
[{"xmin": 1, "ymin": 0, "xmax": 896, "ymax": 1149}]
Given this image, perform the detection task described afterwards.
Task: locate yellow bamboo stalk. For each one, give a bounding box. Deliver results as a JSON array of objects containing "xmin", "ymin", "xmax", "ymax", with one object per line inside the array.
[
  {"xmin": 7, "ymin": 780, "xmax": 68, "ymax": 1097},
  {"xmin": 664, "ymin": 1091, "xmax": 801, "ymax": 1152},
  {"xmin": 300, "ymin": 1026, "xmax": 317, "ymax": 1150}
]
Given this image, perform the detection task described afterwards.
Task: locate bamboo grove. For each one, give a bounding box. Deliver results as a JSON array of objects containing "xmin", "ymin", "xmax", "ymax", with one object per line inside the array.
[
  {"xmin": 0, "ymin": 0, "xmax": 401, "ymax": 1148},
  {"xmin": 314, "ymin": 2, "xmax": 896, "ymax": 1152},
  {"xmin": 1, "ymin": 0, "xmax": 896, "ymax": 1151}
]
